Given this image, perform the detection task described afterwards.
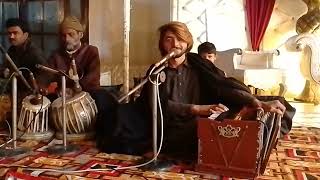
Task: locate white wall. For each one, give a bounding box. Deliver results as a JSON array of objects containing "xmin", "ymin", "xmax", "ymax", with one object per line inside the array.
[
  {"xmin": 88, "ymin": 0, "xmax": 311, "ymax": 98},
  {"xmin": 171, "ymin": 0, "xmax": 249, "ymax": 52},
  {"xmin": 89, "ymin": 0, "xmax": 170, "ymax": 85},
  {"xmin": 88, "ymin": 0, "xmax": 122, "ymax": 64}
]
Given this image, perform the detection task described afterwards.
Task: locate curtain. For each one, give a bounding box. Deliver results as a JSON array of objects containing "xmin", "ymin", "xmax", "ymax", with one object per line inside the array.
[{"xmin": 246, "ymin": 0, "xmax": 276, "ymax": 51}]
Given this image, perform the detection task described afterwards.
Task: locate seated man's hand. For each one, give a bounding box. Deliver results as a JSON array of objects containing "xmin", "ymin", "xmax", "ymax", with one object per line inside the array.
[
  {"xmin": 191, "ymin": 104, "xmax": 229, "ymax": 116},
  {"xmin": 252, "ymin": 99, "xmax": 286, "ymax": 115},
  {"xmin": 58, "ymin": 88, "xmax": 74, "ymax": 98},
  {"xmin": 39, "ymin": 88, "xmax": 48, "ymax": 96}
]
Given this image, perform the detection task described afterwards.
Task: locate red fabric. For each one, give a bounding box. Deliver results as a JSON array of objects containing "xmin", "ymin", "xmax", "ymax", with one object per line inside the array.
[
  {"xmin": 246, "ymin": 0, "xmax": 276, "ymax": 51},
  {"xmin": 47, "ymin": 82, "xmax": 58, "ymax": 94}
]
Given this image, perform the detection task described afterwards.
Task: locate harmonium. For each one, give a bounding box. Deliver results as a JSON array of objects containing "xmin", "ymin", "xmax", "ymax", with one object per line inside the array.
[{"xmin": 196, "ymin": 107, "xmax": 281, "ymax": 179}]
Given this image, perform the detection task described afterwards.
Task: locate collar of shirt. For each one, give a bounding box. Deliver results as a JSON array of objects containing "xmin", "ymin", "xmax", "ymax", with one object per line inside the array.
[{"xmin": 167, "ymin": 57, "xmax": 190, "ymax": 71}]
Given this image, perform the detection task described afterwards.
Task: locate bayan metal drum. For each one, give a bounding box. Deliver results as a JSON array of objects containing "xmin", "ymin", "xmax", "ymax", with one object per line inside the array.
[
  {"xmin": 18, "ymin": 94, "xmax": 53, "ymax": 140},
  {"xmin": 51, "ymin": 91, "xmax": 97, "ymax": 140}
]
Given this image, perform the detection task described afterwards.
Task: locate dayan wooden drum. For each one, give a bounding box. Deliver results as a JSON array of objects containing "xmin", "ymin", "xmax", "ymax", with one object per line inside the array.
[
  {"xmin": 50, "ymin": 91, "xmax": 97, "ymax": 140},
  {"xmin": 18, "ymin": 94, "xmax": 53, "ymax": 140}
]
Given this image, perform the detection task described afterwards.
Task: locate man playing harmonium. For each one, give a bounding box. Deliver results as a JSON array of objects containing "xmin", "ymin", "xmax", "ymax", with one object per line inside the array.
[{"xmin": 96, "ymin": 21, "xmax": 295, "ymax": 160}]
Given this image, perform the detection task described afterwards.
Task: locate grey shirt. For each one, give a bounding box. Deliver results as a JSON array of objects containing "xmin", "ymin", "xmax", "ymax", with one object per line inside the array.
[{"xmin": 164, "ymin": 60, "xmax": 200, "ymax": 119}]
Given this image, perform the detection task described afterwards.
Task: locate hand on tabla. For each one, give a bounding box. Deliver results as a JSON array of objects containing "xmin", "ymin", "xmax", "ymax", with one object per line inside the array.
[{"xmin": 58, "ymin": 88, "xmax": 74, "ymax": 98}]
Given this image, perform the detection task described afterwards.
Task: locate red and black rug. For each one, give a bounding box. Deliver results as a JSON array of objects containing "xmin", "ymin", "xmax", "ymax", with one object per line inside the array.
[{"xmin": 0, "ymin": 126, "xmax": 319, "ymax": 180}]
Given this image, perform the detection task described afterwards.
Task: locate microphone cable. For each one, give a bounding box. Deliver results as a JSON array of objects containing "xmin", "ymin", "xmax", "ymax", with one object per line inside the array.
[
  {"xmin": 0, "ymin": 67, "xmax": 45, "ymax": 149},
  {"xmin": 0, "ymin": 95, "xmax": 44, "ymax": 149},
  {"xmin": 5, "ymin": 73, "xmax": 166, "ymax": 174}
]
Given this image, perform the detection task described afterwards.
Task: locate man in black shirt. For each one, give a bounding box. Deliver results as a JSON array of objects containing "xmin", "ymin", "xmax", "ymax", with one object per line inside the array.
[
  {"xmin": 2, "ymin": 18, "xmax": 46, "ymax": 91},
  {"xmin": 0, "ymin": 18, "xmax": 46, "ymax": 116},
  {"xmin": 97, "ymin": 21, "xmax": 294, "ymax": 158},
  {"xmin": 150, "ymin": 21, "xmax": 289, "ymax": 158}
]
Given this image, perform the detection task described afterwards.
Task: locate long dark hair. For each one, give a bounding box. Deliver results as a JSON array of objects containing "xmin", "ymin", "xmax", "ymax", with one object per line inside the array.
[{"xmin": 158, "ymin": 21, "xmax": 193, "ymax": 56}]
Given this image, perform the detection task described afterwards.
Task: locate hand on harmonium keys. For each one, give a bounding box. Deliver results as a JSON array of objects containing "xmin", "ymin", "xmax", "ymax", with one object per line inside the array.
[
  {"xmin": 252, "ymin": 99, "xmax": 286, "ymax": 116},
  {"xmin": 191, "ymin": 104, "xmax": 229, "ymax": 117},
  {"xmin": 262, "ymin": 100, "xmax": 286, "ymax": 115}
]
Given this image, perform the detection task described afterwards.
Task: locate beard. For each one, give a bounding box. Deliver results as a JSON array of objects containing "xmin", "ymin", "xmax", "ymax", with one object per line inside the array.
[
  {"xmin": 64, "ymin": 40, "xmax": 80, "ymax": 51},
  {"xmin": 65, "ymin": 43, "xmax": 77, "ymax": 51}
]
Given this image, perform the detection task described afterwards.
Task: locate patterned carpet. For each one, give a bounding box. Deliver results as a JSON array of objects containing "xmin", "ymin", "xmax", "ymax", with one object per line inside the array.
[
  {"xmin": 0, "ymin": 126, "xmax": 319, "ymax": 180},
  {"xmin": 259, "ymin": 127, "xmax": 320, "ymax": 180}
]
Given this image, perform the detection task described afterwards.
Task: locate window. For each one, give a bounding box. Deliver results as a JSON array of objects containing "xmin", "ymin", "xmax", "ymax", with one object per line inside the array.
[{"xmin": 0, "ymin": 0, "xmax": 88, "ymax": 62}]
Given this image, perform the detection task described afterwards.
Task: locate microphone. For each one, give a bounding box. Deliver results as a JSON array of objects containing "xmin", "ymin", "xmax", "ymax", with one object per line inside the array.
[
  {"xmin": 153, "ymin": 49, "xmax": 178, "ymax": 68},
  {"xmin": 36, "ymin": 64, "xmax": 60, "ymax": 75},
  {"xmin": 70, "ymin": 59, "xmax": 82, "ymax": 93},
  {"xmin": 29, "ymin": 72, "xmax": 42, "ymax": 105},
  {"xmin": 29, "ymin": 72, "xmax": 39, "ymax": 93},
  {"xmin": 65, "ymin": 50, "xmax": 82, "ymax": 93}
]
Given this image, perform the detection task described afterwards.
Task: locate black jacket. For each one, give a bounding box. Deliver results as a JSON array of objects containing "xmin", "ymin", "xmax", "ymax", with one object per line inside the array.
[
  {"xmin": 96, "ymin": 52, "xmax": 295, "ymax": 155},
  {"xmin": 140, "ymin": 52, "xmax": 294, "ymax": 134}
]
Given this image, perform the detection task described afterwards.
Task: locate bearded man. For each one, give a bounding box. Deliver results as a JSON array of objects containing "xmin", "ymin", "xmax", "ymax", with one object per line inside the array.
[{"xmin": 46, "ymin": 16, "xmax": 100, "ymax": 92}]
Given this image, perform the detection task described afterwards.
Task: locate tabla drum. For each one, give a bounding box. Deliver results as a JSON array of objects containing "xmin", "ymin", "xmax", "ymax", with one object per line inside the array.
[
  {"xmin": 51, "ymin": 91, "xmax": 97, "ymax": 140},
  {"xmin": 18, "ymin": 95, "xmax": 53, "ymax": 140}
]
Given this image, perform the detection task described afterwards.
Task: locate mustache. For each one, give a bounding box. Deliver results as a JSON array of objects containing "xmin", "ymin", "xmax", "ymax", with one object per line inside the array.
[{"xmin": 172, "ymin": 48, "xmax": 186, "ymax": 58}]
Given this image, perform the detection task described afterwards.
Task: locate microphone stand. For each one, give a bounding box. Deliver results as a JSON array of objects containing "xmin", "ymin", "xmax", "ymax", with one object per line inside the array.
[
  {"xmin": 0, "ymin": 73, "xmax": 29, "ymax": 157},
  {"xmin": 17, "ymin": 72, "xmax": 53, "ymax": 141},
  {"xmin": 118, "ymin": 64, "xmax": 174, "ymax": 171},
  {"xmin": 36, "ymin": 64, "xmax": 79, "ymax": 154},
  {"xmin": 0, "ymin": 45, "xmax": 31, "ymax": 157},
  {"xmin": 118, "ymin": 65, "xmax": 166, "ymax": 103},
  {"xmin": 47, "ymin": 75, "xmax": 79, "ymax": 154},
  {"xmin": 118, "ymin": 50, "xmax": 176, "ymax": 103}
]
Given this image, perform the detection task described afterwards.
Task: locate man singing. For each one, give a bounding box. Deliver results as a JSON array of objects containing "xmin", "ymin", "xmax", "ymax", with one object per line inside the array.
[{"xmin": 97, "ymin": 22, "xmax": 295, "ymax": 159}]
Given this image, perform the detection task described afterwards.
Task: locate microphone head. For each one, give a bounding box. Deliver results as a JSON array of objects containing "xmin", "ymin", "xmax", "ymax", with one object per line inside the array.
[
  {"xmin": 169, "ymin": 48, "xmax": 182, "ymax": 59},
  {"xmin": 170, "ymin": 48, "xmax": 178, "ymax": 57}
]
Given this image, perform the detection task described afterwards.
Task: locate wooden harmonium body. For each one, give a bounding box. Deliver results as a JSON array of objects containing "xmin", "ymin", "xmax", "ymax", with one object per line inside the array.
[{"xmin": 196, "ymin": 107, "xmax": 281, "ymax": 179}]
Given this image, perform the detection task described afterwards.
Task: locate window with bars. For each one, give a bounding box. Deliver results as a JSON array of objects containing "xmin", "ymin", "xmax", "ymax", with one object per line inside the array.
[{"xmin": 0, "ymin": 0, "xmax": 88, "ymax": 63}]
